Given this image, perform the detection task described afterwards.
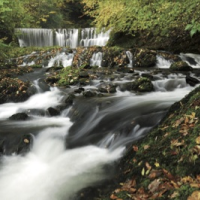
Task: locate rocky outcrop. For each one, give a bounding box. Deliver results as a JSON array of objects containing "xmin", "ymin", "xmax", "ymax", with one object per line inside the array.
[
  {"xmin": 133, "ymin": 49, "xmax": 157, "ymax": 68},
  {"xmin": 170, "ymin": 61, "xmax": 192, "ymax": 71}
]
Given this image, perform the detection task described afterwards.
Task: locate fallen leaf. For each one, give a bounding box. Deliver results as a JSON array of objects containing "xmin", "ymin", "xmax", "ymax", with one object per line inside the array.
[
  {"xmin": 173, "ymin": 117, "xmax": 184, "ymax": 127},
  {"xmin": 145, "ymin": 162, "xmax": 152, "ymax": 170},
  {"xmin": 196, "ymin": 136, "xmax": 200, "ymax": 144},
  {"xmin": 148, "ymin": 179, "xmax": 161, "ymax": 193},
  {"xmin": 155, "ymin": 161, "xmax": 160, "ymax": 168},
  {"xmin": 171, "ymin": 139, "xmax": 185, "ymax": 147},
  {"xmin": 141, "ymin": 168, "xmax": 145, "ymax": 176},
  {"xmin": 181, "ymin": 176, "xmax": 193, "ymax": 183},
  {"xmin": 149, "ymin": 170, "xmax": 162, "ymax": 179},
  {"xmin": 162, "ymin": 169, "xmax": 175, "ymax": 180},
  {"xmin": 110, "ymin": 194, "xmax": 118, "ymax": 199},
  {"xmin": 192, "ymin": 145, "xmax": 200, "ymax": 155},
  {"xmin": 169, "ymin": 191, "xmax": 179, "ymax": 198},
  {"xmin": 188, "ymin": 191, "xmax": 200, "ymax": 200},
  {"xmin": 190, "ymin": 183, "xmax": 200, "ymax": 188},
  {"xmin": 24, "ymin": 139, "xmax": 29, "ymax": 143},
  {"xmin": 144, "ymin": 145, "xmax": 150, "ymax": 150},
  {"xmin": 133, "ymin": 145, "xmax": 138, "ymax": 152}
]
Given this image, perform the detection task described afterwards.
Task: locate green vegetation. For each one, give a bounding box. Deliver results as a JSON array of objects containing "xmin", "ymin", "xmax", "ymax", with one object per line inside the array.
[
  {"xmin": 82, "ymin": 0, "xmax": 200, "ymax": 37},
  {"xmin": 100, "ymin": 85, "xmax": 200, "ymax": 199}
]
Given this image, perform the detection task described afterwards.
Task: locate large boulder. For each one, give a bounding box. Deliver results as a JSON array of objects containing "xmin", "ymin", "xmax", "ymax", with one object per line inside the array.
[
  {"xmin": 132, "ymin": 77, "xmax": 154, "ymax": 92},
  {"xmin": 170, "ymin": 61, "xmax": 192, "ymax": 71},
  {"xmin": 47, "ymin": 107, "xmax": 60, "ymax": 116},
  {"xmin": 133, "ymin": 49, "xmax": 157, "ymax": 68}
]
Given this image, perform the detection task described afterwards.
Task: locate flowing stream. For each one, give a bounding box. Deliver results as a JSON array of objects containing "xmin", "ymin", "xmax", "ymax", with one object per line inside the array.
[{"xmin": 0, "ymin": 52, "xmax": 199, "ymax": 199}]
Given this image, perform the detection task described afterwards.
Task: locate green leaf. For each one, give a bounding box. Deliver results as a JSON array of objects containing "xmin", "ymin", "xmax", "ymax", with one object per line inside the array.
[
  {"xmin": 185, "ymin": 24, "xmax": 193, "ymax": 31},
  {"xmin": 190, "ymin": 28, "xmax": 197, "ymax": 37}
]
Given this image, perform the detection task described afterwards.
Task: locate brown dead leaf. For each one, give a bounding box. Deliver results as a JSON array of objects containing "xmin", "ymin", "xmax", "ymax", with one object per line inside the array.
[
  {"xmin": 173, "ymin": 117, "xmax": 184, "ymax": 127},
  {"xmin": 162, "ymin": 169, "xmax": 175, "ymax": 180},
  {"xmin": 197, "ymin": 175, "xmax": 200, "ymax": 181},
  {"xmin": 185, "ymin": 116, "xmax": 189, "ymax": 124},
  {"xmin": 149, "ymin": 170, "xmax": 162, "ymax": 179},
  {"xmin": 171, "ymin": 139, "xmax": 184, "ymax": 147},
  {"xmin": 122, "ymin": 179, "xmax": 136, "ymax": 190},
  {"xmin": 145, "ymin": 162, "xmax": 152, "ymax": 170},
  {"xmin": 148, "ymin": 179, "xmax": 161, "ymax": 193},
  {"xmin": 190, "ymin": 183, "xmax": 200, "ymax": 188},
  {"xmin": 169, "ymin": 191, "xmax": 179, "ymax": 198},
  {"xmin": 170, "ymin": 180, "xmax": 180, "ymax": 189},
  {"xmin": 144, "ymin": 145, "xmax": 150, "ymax": 150},
  {"xmin": 193, "ymin": 145, "xmax": 200, "ymax": 155},
  {"xmin": 24, "ymin": 139, "xmax": 29, "ymax": 143},
  {"xmin": 110, "ymin": 194, "xmax": 118, "ymax": 199},
  {"xmin": 151, "ymin": 189, "xmax": 167, "ymax": 199},
  {"xmin": 164, "ymin": 132, "xmax": 170, "ymax": 137},
  {"xmin": 196, "ymin": 136, "xmax": 200, "ymax": 145},
  {"xmin": 188, "ymin": 191, "xmax": 200, "ymax": 200},
  {"xmin": 181, "ymin": 176, "xmax": 193, "ymax": 183},
  {"xmin": 133, "ymin": 145, "xmax": 138, "ymax": 152}
]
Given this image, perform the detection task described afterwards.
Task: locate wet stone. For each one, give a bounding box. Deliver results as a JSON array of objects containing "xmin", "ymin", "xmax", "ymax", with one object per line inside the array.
[
  {"xmin": 83, "ymin": 90, "xmax": 96, "ymax": 98},
  {"xmin": 170, "ymin": 61, "xmax": 192, "ymax": 71},
  {"xmin": 74, "ymin": 88, "xmax": 85, "ymax": 94},
  {"xmin": 47, "ymin": 107, "xmax": 60, "ymax": 116},
  {"xmin": 186, "ymin": 75, "xmax": 200, "ymax": 86},
  {"xmin": 9, "ymin": 113, "xmax": 29, "ymax": 121}
]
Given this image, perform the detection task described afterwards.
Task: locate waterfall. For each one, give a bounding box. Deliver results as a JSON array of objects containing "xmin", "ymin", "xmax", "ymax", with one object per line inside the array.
[
  {"xmin": 90, "ymin": 52, "xmax": 103, "ymax": 67},
  {"xmin": 55, "ymin": 29, "xmax": 78, "ymax": 48},
  {"xmin": 16, "ymin": 28, "xmax": 54, "ymax": 47},
  {"xmin": 156, "ymin": 55, "xmax": 172, "ymax": 68},
  {"xmin": 126, "ymin": 51, "xmax": 133, "ymax": 67},
  {"xmin": 16, "ymin": 28, "xmax": 110, "ymax": 48},
  {"xmin": 180, "ymin": 53, "xmax": 200, "ymax": 68},
  {"xmin": 80, "ymin": 28, "xmax": 111, "ymax": 47},
  {"xmin": 47, "ymin": 52, "xmax": 74, "ymax": 68}
]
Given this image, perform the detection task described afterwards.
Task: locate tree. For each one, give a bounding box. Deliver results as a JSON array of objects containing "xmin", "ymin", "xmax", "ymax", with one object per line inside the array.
[{"xmin": 81, "ymin": 0, "xmax": 200, "ymax": 37}]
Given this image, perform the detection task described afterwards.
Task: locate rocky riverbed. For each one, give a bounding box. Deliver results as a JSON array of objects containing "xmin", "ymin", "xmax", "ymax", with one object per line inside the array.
[{"xmin": 0, "ymin": 46, "xmax": 200, "ymax": 199}]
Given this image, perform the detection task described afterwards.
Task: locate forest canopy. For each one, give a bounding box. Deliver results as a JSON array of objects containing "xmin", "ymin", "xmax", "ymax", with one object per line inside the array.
[
  {"xmin": 82, "ymin": 0, "xmax": 200, "ymax": 37},
  {"xmin": 0, "ymin": 0, "xmax": 200, "ymax": 44}
]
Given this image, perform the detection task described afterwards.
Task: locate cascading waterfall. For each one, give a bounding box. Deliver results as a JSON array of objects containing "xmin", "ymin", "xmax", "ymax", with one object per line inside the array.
[
  {"xmin": 16, "ymin": 28, "xmax": 54, "ymax": 47},
  {"xmin": 156, "ymin": 55, "xmax": 172, "ymax": 68},
  {"xmin": 47, "ymin": 52, "xmax": 74, "ymax": 68},
  {"xmin": 90, "ymin": 52, "xmax": 103, "ymax": 67},
  {"xmin": 55, "ymin": 29, "xmax": 78, "ymax": 48},
  {"xmin": 80, "ymin": 28, "xmax": 111, "ymax": 47},
  {"xmin": 180, "ymin": 53, "xmax": 200, "ymax": 68},
  {"xmin": 16, "ymin": 28, "xmax": 110, "ymax": 48},
  {"xmin": 126, "ymin": 51, "xmax": 133, "ymax": 68},
  {"xmin": 0, "ymin": 69, "xmax": 196, "ymax": 199}
]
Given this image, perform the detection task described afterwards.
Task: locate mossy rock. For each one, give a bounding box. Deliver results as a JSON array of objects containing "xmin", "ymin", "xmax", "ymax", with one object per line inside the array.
[
  {"xmin": 133, "ymin": 49, "xmax": 157, "ymax": 68},
  {"xmin": 157, "ymin": 52, "xmax": 181, "ymax": 62},
  {"xmin": 170, "ymin": 61, "xmax": 192, "ymax": 71},
  {"xmin": 0, "ymin": 78, "xmax": 30, "ymax": 104},
  {"xmin": 132, "ymin": 77, "xmax": 154, "ymax": 92}
]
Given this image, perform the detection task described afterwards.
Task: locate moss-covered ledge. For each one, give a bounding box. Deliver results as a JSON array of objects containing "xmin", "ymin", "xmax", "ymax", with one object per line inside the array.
[{"xmin": 98, "ymin": 85, "xmax": 200, "ymax": 200}]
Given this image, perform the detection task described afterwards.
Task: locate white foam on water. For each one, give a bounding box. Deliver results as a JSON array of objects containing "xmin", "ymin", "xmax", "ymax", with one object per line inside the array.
[
  {"xmin": 47, "ymin": 53, "xmax": 74, "ymax": 68},
  {"xmin": 80, "ymin": 28, "xmax": 111, "ymax": 47},
  {"xmin": 0, "ymin": 88, "xmax": 62, "ymax": 119},
  {"xmin": 180, "ymin": 53, "xmax": 200, "ymax": 68},
  {"xmin": 0, "ymin": 123, "xmax": 124, "ymax": 200},
  {"xmin": 90, "ymin": 52, "xmax": 103, "ymax": 67},
  {"xmin": 126, "ymin": 51, "xmax": 133, "ymax": 68},
  {"xmin": 156, "ymin": 55, "xmax": 172, "ymax": 68}
]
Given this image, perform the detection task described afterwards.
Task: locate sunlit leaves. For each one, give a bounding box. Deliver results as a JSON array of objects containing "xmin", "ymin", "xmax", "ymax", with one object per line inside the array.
[{"xmin": 82, "ymin": 0, "xmax": 200, "ymax": 36}]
